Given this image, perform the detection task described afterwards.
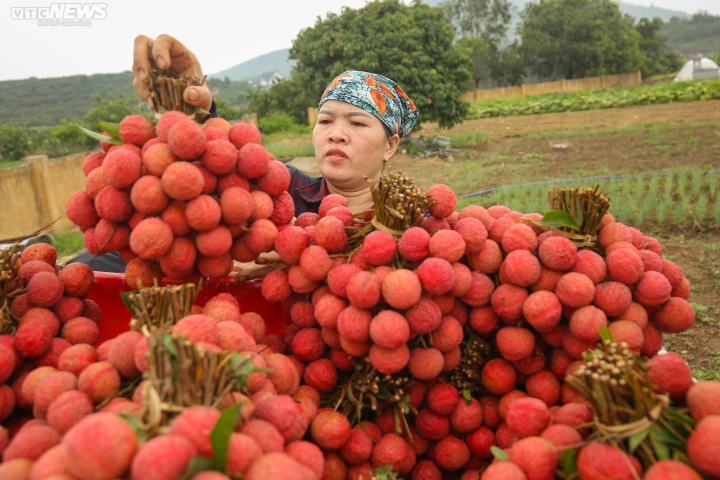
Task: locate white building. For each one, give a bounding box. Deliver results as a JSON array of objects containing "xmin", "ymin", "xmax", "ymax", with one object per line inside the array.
[{"xmin": 673, "ymin": 55, "xmax": 720, "ymax": 82}]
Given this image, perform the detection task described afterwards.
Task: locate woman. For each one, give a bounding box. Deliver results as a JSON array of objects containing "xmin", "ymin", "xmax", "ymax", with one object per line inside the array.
[
  {"xmin": 133, "ymin": 34, "xmax": 417, "ymax": 217},
  {"xmin": 73, "ymin": 35, "xmax": 418, "ymax": 277}
]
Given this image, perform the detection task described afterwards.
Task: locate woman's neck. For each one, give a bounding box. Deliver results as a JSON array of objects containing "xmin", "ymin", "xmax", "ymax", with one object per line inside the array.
[{"xmin": 326, "ymin": 181, "xmax": 374, "ymax": 215}]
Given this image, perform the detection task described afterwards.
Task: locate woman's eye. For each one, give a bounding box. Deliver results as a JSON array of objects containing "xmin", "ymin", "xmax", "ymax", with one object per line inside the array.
[
  {"xmin": 351, "ymin": 121, "xmax": 365, "ymax": 127},
  {"xmin": 318, "ymin": 119, "xmax": 331, "ymax": 124}
]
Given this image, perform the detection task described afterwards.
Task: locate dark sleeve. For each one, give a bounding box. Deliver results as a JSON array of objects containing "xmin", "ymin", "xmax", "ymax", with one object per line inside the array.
[{"xmin": 65, "ymin": 251, "xmax": 127, "ymax": 273}]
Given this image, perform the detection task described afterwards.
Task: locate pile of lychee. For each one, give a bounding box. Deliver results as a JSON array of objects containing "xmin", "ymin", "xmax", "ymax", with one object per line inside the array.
[
  {"xmin": 65, "ymin": 113, "xmax": 292, "ymax": 286},
  {"xmin": 251, "ymin": 184, "xmax": 719, "ymax": 479},
  {"xmin": 0, "ymin": 260, "xmax": 331, "ymax": 480}
]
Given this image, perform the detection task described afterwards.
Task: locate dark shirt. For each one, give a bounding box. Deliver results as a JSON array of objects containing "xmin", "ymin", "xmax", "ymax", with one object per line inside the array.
[{"xmin": 286, "ymin": 164, "xmax": 328, "ymax": 216}]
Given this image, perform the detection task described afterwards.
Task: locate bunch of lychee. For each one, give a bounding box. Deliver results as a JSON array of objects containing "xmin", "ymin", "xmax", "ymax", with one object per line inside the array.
[
  {"xmin": 253, "ymin": 179, "xmax": 712, "ymax": 478},
  {"xmin": 65, "ymin": 113, "xmax": 294, "ymax": 287}
]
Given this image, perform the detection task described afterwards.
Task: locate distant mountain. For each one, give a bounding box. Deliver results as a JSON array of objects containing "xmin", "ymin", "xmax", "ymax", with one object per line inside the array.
[
  {"xmin": 210, "ymin": 48, "xmax": 296, "ymax": 82},
  {"xmin": 210, "ymin": 1, "xmax": 690, "ymax": 83},
  {"xmin": 423, "ymin": 0, "xmax": 688, "ymax": 21}
]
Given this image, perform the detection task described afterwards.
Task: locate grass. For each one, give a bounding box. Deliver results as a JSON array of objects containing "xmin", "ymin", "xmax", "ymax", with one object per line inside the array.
[
  {"xmin": 0, "ymin": 159, "xmax": 23, "ymax": 170},
  {"xmin": 51, "ymin": 231, "xmax": 85, "ymax": 260}
]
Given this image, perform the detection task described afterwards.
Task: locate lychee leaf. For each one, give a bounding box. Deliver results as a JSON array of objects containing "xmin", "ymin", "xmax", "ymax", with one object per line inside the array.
[
  {"xmin": 95, "ymin": 121, "xmax": 120, "ymax": 138},
  {"xmin": 194, "ymin": 106, "xmax": 211, "ymax": 115},
  {"xmin": 120, "ymin": 291, "xmax": 135, "ymax": 315},
  {"xmin": 653, "ymin": 425, "xmax": 688, "ymax": 447},
  {"xmin": 162, "ymin": 334, "xmax": 179, "ymax": 357},
  {"xmin": 629, "ymin": 429, "xmax": 650, "ymax": 454},
  {"xmin": 118, "ymin": 413, "xmax": 148, "ymax": 444},
  {"xmin": 211, "ymin": 404, "xmax": 241, "ymax": 473},
  {"xmin": 664, "ymin": 408, "xmax": 696, "ymax": 428},
  {"xmin": 535, "ymin": 210, "xmax": 579, "ymax": 230},
  {"xmin": 229, "ymin": 353, "xmax": 271, "ymax": 389},
  {"xmin": 75, "ymin": 124, "xmax": 123, "ymax": 145},
  {"xmin": 180, "ymin": 457, "xmax": 217, "ymax": 480},
  {"xmin": 598, "ymin": 327, "xmax": 614, "ymax": 344},
  {"xmin": 559, "ymin": 447, "xmax": 578, "ymax": 475},
  {"xmin": 490, "ymin": 446, "xmax": 509, "ymax": 461},
  {"xmin": 462, "ymin": 388, "xmax": 473, "ymax": 405},
  {"xmin": 649, "ymin": 426, "xmax": 671, "ymax": 460}
]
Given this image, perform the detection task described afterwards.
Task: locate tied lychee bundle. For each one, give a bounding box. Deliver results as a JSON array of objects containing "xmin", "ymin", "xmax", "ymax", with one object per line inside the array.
[
  {"xmin": 66, "ymin": 111, "xmax": 293, "ymax": 288},
  {"xmin": 0, "ymin": 243, "xmax": 24, "ymax": 333}
]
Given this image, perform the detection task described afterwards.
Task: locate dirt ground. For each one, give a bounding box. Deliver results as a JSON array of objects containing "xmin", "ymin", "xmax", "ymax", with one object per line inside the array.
[{"xmin": 419, "ymin": 100, "xmax": 720, "ymax": 138}]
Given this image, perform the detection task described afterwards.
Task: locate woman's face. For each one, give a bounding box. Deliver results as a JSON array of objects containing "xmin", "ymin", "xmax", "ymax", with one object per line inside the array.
[{"xmin": 313, "ymin": 100, "xmax": 399, "ymax": 190}]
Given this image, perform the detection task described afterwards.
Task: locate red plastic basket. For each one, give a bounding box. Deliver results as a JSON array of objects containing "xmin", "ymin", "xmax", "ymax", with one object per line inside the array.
[{"xmin": 86, "ymin": 273, "xmax": 289, "ymax": 345}]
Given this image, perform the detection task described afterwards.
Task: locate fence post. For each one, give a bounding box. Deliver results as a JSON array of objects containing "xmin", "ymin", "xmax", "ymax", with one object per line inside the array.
[
  {"xmin": 562, "ymin": 79, "xmax": 567, "ymax": 92},
  {"xmin": 307, "ymin": 107, "xmax": 319, "ymax": 126},
  {"xmin": 521, "ymin": 84, "xmax": 527, "ymax": 96},
  {"xmin": 24, "ymin": 155, "xmax": 59, "ymax": 228},
  {"xmin": 636, "ymin": 71, "xmax": 642, "ymax": 85}
]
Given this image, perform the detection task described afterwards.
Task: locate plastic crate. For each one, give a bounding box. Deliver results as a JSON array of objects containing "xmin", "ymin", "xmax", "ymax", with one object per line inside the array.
[{"xmin": 86, "ymin": 272, "xmax": 289, "ymax": 344}]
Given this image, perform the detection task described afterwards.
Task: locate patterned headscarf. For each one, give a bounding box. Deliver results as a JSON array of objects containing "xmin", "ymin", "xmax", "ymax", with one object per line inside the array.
[{"xmin": 318, "ymin": 70, "xmax": 418, "ymax": 138}]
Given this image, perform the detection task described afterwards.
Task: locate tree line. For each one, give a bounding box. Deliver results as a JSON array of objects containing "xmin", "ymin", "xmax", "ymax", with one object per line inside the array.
[
  {"xmin": 249, "ymin": 0, "xmax": 689, "ymax": 129},
  {"xmin": 0, "ymin": 0, "xmax": 712, "ymax": 162}
]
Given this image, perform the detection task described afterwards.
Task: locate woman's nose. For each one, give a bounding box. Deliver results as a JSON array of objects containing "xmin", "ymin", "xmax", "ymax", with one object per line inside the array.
[{"xmin": 328, "ymin": 123, "xmax": 348, "ymax": 142}]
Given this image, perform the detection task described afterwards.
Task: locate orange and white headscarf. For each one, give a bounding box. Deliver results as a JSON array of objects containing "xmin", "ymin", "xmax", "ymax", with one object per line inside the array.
[{"xmin": 319, "ymin": 71, "xmax": 418, "ymax": 138}]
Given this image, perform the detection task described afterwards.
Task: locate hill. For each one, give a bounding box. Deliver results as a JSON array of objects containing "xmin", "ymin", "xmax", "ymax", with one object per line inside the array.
[
  {"xmin": 661, "ymin": 13, "xmax": 720, "ymax": 51},
  {"xmin": 0, "ymin": 72, "xmax": 137, "ymax": 127},
  {"xmin": 210, "ymin": 48, "xmax": 296, "ymax": 82}
]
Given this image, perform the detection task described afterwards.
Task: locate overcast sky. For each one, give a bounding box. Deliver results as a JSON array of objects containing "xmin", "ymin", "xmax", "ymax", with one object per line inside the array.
[{"xmin": 1, "ymin": 0, "xmax": 716, "ymax": 82}]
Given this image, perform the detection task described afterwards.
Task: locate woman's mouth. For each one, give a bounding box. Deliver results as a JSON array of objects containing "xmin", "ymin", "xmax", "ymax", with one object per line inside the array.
[{"xmin": 326, "ymin": 148, "xmax": 348, "ymax": 162}]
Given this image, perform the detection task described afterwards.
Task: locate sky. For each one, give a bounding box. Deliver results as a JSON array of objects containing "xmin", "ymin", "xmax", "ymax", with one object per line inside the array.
[{"xmin": 1, "ymin": 0, "xmax": 717, "ymax": 82}]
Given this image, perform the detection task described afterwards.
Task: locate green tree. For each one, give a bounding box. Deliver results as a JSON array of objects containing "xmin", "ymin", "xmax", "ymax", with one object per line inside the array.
[
  {"xmin": 256, "ymin": 0, "xmax": 473, "ymax": 129},
  {"xmin": 442, "ymin": 0, "xmax": 522, "ymax": 87},
  {"xmin": 214, "ymin": 97, "xmax": 247, "ymax": 121},
  {"xmin": 248, "ymin": 79, "xmax": 312, "ymax": 126},
  {"xmin": 84, "ymin": 93, "xmax": 151, "ymax": 129},
  {"xmin": 636, "ymin": 17, "xmax": 685, "ymax": 78},
  {"xmin": 518, "ymin": 0, "xmax": 643, "ymax": 80},
  {"xmin": 0, "ymin": 123, "xmax": 33, "ymax": 161}
]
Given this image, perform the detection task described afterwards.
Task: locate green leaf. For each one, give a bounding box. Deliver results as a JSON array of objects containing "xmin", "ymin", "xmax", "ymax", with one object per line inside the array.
[
  {"xmin": 462, "ymin": 388, "xmax": 473, "ymax": 405},
  {"xmin": 180, "ymin": 456, "xmax": 217, "ymax": 480},
  {"xmin": 95, "ymin": 121, "xmax": 120, "ymax": 138},
  {"xmin": 118, "ymin": 413, "xmax": 148, "ymax": 443},
  {"xmin": 650, "ymin": 427, "xmax": 671, "ymax": 461},
  {"xmin": 536, "ymin": 210, "xmax": 579, "ymax": 230},
  {"xmin": 560, "ymin": 447, "xmax": 578, "ymax": 475},
  {"xmin": 162, "ymin": 334, "xmax": 178, "ymax": 358},
  {"xmin": 491, "ymin": 446, "xmax": 509, "ymax": 461},
  {"xmin": 654, "ymin": 426, "xmax": 687, "ymax": 448},
  {"xmin": 75, "ymin": 124, "xmax": 122, "ymax": 145},
  {"xmin": 194, "ymin": 106, "xmax": 212, "ymax": 115},
  {"xmin": 211, "ymin": 404, "xmax": 241, "ymax": 473},
  {"xmin": 120, "ymin": 291, "xmax": 135, "ymax": 315},
  {"xmin": 599, "ymin": 327, "xmax": 614, "ymax": 345},
  {"xmin": 629, "ymin": 429, "xmax": 650, "ymax": 454},
  {"xmin": 664, "ymin": 408, "xmax": 697, "ymax": 428}
]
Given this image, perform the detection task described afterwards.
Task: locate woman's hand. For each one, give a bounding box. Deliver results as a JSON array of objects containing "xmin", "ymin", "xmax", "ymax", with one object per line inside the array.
[
  {"xmin": 232, "ymin": 252, "xmax": 284, "ymax": 282},
  {"xmin": 132, "ymin": 34, "xmax": 213, "ymax": 116}
]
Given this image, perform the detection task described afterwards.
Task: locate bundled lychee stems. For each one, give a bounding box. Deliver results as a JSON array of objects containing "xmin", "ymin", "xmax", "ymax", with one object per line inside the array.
[
  {"xmin": 363, "ymin": 169, "xmax": 434, "ymax": 235},
  {"xmin": 565, "ymin": 337, "xmax": 695, "ymax": 469},
  {"xmin": 545, "ymin": 186, "xmax": 611, "ymax": 248},
  {"xmin": 0, "ymin": 243, "xmax": 23, "ymax": 334},
  {"xmin": 329, "ymin": 358, "xmax": 416, "ymax": 436},
  {"xmin": 127, "ymin": 281, "xmax": 201, "ymax": 333},
  {"xmin": 145, "ymin": 43, "xmax": 207, "ymax": 115},
  {"xmin": 140, "ymin": 332, "xmax": 256, "ymax": 436},
  {"xmin": 448, "ymin": 331, "xmax": 494, "ymax": 394}
]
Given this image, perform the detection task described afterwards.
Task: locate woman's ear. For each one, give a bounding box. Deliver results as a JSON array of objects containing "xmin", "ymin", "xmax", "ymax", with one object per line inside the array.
[{"xmin": 385, "ymin": 134, "xmax": 401, "ymax": 159}]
